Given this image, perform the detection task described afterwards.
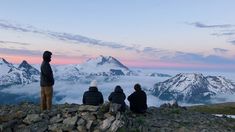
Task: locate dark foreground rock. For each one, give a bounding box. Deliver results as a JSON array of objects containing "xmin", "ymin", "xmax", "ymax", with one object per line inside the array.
[{"xmin": 0, "ymin": 102, "xmax": 235, "ymax": 132}]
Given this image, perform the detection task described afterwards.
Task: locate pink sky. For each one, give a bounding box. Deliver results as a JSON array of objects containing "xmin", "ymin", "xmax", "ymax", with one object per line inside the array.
[{"xmin": 2, "ymin": 54, "xmax": 235, "ymax": 71}]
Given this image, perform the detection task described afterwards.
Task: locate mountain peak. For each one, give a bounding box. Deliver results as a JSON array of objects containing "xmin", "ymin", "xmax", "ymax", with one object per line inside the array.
[
  {"xmin": 0, "ymin": 58, "xmax": 10, "ymax": 65},
  {"xmin": 79, "ymin": 55, "xmax": 130, "ymax": 74},
  {"xmin": 18, "ymin": 60, "xmax": 31, "ymax": 69},
  {"xmin": 18, "ymin": 60, "xmax": 40, "ymax": 75},
  {"xmin": 0, "ymin": 58, "xmax": 14, "ymax": 69},
  {"xmin": 86, "ymin": 55, "xmax": 128, "ymax": 69}
]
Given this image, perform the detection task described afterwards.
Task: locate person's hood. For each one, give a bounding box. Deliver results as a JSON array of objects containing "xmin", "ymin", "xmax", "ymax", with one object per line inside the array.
[
  {"xmin": 43, "ymin": 51, "xmax": 52, "ymax": 62},
  {"xmin": 90, "ymin": 80, "xmax": 97, "ymax": 87},
  {"xmin": 114, "ymin": 86, "xmax": 123, "ymax": 93},
  {"xmin": 89, "ymin": 87, "xmax": 98, "ymax": 92}
]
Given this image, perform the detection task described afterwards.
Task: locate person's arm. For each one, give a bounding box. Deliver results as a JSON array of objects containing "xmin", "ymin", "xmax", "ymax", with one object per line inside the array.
[
  {"xmin": 108, "ymin": 93, "xmax": 113, "ymax": 101},
  {"xmin": 123, "ymin": 93, "xmax": 126, "ymax": 100},
  {"xmin": 100, "ymin": 93, "xmax": 104, "ymax": 104},
  {"xmin": 82, "ymin": 93, "xmax": 86, "ymax": 104},
  {"xmin": 127, "ymin": 93, "xmax": 133, "ymax": 102}
]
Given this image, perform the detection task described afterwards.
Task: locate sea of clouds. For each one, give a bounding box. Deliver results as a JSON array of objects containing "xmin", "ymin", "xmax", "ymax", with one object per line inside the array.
[{"xmin": 1, "ymin": 69, "xmax": 235, "ymax": 107}]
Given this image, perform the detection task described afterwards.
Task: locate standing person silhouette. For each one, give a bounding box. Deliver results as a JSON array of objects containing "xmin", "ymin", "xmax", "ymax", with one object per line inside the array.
[{"xmin": 40, "ymin": 51, "xmax": 54, "ymax": 111}]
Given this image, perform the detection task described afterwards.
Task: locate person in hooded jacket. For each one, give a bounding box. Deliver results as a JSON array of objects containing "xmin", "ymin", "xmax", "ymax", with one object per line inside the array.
[
  {"xmin": 83, "ymin": 80, "xmax": 104, "ymax": 106},
  {"xmin": 40, "ymin": 51, "xmax": 54, "ymax": 111},
  {"xmin": 128, "ymin": 83, "xmax": 147, "ymax": 113},
  {"xmin": 108, "ymin": 85, "xmax": 126, "ymax": 112}
]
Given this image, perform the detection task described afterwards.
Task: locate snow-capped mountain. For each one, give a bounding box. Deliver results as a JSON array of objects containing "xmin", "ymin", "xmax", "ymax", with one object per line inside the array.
[
  {"xmin": 53, "ymin": 55, "xmax": 134, "ymax": 82},
  {"xmin": 54, "ymin": 65, "xmax": 81, "ymax": 81},
  {"xmin": 0, "ymin": 56, "xmax": 173, "ymax": 86},
  {"xmin": 18, "ymin": 60, "xmax": 40, "ymax": 77},
  {"xmin": 0, "ymin": 59, "xmax": 40, "ymax": 87},
  {"xmin": 152, "ymin": 73, "xmax": 235, "ymax": 103},
  {"xmin": 0, "ymin": 58, "xmax": 14, "ymax": 75},
  {"xmin": 147, "ymin": 73, "xmax": 171, "ymax": 77},
  {"xmin": 77, "ymin": 55, "xmax": 132, "ymax": 75}
]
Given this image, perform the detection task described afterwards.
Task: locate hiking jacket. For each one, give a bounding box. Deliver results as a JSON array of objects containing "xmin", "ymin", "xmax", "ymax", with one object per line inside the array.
[
  {"xmin": 108, "ymin": 87, "xmax": 126, "ymax": 111},
  {"xmin": 40, "ymin": 52, "xmax": 54, "ymax": 87},
  {"xmin": 128, "ymin": 90, "xmax": 147, "ymax": 113},
  {"xmin": 83, "ymin": 87, "xmax": 104, "ymax": 106}
]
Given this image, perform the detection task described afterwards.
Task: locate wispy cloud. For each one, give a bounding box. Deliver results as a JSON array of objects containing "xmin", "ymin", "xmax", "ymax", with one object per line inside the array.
[
  {"xmin": 142, "ymin": 47, "xmax": 163, "ymax": 53},
  {"xmin": 187, "ymin": 21, "xmax": 235, "ymax": 45},
  {"xmin": 1, "ymin": 20, "xmax": 235, "ymax": 67},
  {"xmin": 161, "ymin": 51, "xmax": 235, "ymax": 65},
  {"xmin": 0, "ymin": 47, "xmax": 42, "ymax": 56},
  {"xmin": 213, "ymin": 48, "xmax": 229, "ymax": 53},
  {"xmin": 0, "ymin": 40, "xmax": 30, "ymax": 45},
  {"xmin": 188, "ymin": 22, "xmax": 234, "ymax": 28},
  {"xmin": 211, "ymin": 32, "xmax": 235, "ymax": 37},
  {"xmin": 0, "ymin": 47, "xmax": 87, "ymax": 60},
  {"xmin": 0, "ymin": 20, "xmax": 173, "ymax": 57},
  {"xmin": 0, "ymin": 20, "xmax": 135, "ymax": 50},
  {"xmin": 229, "ymin": 40, "xmax": 235, "ymax": 45}
]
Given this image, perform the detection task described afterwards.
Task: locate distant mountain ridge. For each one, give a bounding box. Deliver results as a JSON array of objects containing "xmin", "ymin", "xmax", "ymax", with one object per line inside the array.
[
  {"xmin": 152, "ymin": 73, "xmax": 235, "ymax": 103},
  {"xmin": 0, "ymin": 56, "xmax": 170, "ymax": 86},
  {"xmin": 0, "ymin": 59, "xmax": 40, "ymax": 88}
]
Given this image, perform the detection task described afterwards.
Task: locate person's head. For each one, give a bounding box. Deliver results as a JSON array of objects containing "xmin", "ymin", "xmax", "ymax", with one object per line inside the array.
[
  {"xmin": 114, "ymin": 85, "xmax": 123, "ymax": 92},
  {"xmin": 90, "ymin": 80, "xmax": 97, "ymax": 88},
  {"xmin": 43, "ymin": 51, "xmax": 52, "ymax": 62},
  {"xmin": 134, "ymin": 83, "xmax": 141, "ymax": 92}
]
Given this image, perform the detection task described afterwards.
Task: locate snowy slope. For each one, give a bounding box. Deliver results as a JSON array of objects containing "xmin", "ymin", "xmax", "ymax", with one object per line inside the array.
[
  {"xmin": 0, "ymin": 59, "xmax": 40, "ymax": 87},
  {"xmin": 0, "ymin": 58, "xmax": 14, "ymax": 75},
  {"xmin": 54, "ymin": 64, "xmax": 81, "ymax": 81},
  {"xmin": 152, "ymin": 73, "xmax": 235, "ymax": 103},
  {"xmin": 77, "ymin": 55, "xmax": 131, "ymax": 75},
  {"xmin": 207, "ymin": 76, "xmax": 235, "ymax": 94}
]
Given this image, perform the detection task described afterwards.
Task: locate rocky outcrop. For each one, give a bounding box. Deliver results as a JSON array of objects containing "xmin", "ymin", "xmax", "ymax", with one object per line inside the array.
[
  {"xmin": 0, "ymin": 102, "xmax": 235, "ymax": 132},
  {"xmin": 0, "ymin": 102, "xmax": 124, "ymax": 132}
]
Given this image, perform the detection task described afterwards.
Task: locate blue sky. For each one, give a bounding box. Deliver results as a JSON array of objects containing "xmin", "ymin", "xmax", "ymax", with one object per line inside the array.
[{"xmin": 0, "ymin": 0, "xmax": 235, "ymax": 71}]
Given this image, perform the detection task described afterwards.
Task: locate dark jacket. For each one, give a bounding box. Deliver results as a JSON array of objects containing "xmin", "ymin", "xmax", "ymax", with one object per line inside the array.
[
  {"xmin": 128, "ymin": 90, "xmax": 147, "ymax": 113},
  {"xmin": 108, "ymin": 87, "xmax": 126, "ymax": 111},
  {"xmin": 40, "ymin": 52, "xmax": 54, "ymax": 87},
  {"xmin": 83, "ymin": 87, "xmax": 104, "ymax": 106}
]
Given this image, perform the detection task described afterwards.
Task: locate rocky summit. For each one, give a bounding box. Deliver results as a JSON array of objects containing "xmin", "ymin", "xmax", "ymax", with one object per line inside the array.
[{"xmin": 0, "ymin": 102, "xmax": 235, "ymax": 132}]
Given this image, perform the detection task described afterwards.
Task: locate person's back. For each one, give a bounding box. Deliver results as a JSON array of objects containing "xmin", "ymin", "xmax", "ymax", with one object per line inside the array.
[
  {"xmin": 83, "ymin": 80, "xmax": 104, "ymax": 106},
  {"xmin": 128, "ymin": 84, "xmax": 147, "ymax": 113},
  {"xmin": 108, "ymin": 85, "xmax": 126, "ymax": 112}
]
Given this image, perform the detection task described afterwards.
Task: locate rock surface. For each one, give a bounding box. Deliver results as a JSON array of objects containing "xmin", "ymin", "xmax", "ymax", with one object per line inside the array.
[{"xmin": 0, "ymin": 102, "xmax": 235, "ymax": 132}]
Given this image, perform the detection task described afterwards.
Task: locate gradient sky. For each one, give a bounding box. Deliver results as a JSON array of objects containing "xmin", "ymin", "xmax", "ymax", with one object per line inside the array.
[{"xmin": 0, "ymin": 0, "xmax": 235, "ymax": 71}]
